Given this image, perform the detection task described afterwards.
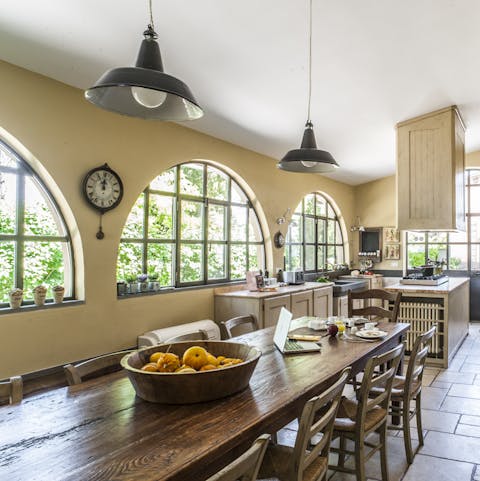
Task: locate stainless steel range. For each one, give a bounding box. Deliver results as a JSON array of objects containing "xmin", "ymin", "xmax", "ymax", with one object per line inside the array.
[{"xmin": 400, "ymin": 274, "xmax": 449, "ymax": 286}]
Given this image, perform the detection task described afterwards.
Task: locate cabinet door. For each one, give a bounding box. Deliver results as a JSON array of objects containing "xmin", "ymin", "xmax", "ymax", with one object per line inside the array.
[
  {"xmin": 397, "ymin": 106, "xmax": 465, "ymax": 231},
  {"xmin": 263, "ymin": 295, "xmax": 291, "ymax": 328},
  {"xmin": 291, "ymin": 291, "xmax": 313, "ymax": 319},
  {"xmin": 370, "ymin": 277, "xmax": 384, "ymax": 308},
  {"xmin": 313, "ymin": 287, "xmax": 333, "ymax": 318}
]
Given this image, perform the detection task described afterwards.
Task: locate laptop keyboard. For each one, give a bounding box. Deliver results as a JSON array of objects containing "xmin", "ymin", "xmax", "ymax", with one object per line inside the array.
[{"xmin": 285, "ymin": 340, "xmax": 305, "ymax": 351}]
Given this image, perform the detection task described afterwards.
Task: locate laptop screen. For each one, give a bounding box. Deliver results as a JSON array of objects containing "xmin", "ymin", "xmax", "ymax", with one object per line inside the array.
[{"xmin": 273, "ymin": 307, "xmax": 293, "ymax": 350}]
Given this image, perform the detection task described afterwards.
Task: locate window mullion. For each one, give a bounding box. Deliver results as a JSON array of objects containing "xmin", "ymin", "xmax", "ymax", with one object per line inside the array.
[
  {"xmin": 175, "ymin": 167, "xmax": 181, "ymax": 287},
  {"xmin": 142, "ymin": 189, "xmax": 149, "ymax": 275},
  {"xmin": 15, "ymin": 172, "xmax": 25, "ymax": 290}
]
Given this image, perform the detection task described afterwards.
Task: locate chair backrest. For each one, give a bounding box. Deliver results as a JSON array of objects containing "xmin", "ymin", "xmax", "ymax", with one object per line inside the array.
[
  {"xmin": 292, "ymin": 367, "xmax": 351, "ymax": 478},
  {"xmin": 356, "ymin": 343, "xmax": 405, "ymax": 427},
  {"xmin": 205, "ymin": 434, "xmax": 270, "ymax": 481},
  {"xmin": 64, "ymin": 350, "xmax": 132, "ymax": 385},
  {"xmin": 221, "ymin": 315, "xmax": 259, "ymax": 339},
  {"xmin": 404, "ymin": 325, "xmax": 436, "ymax": 396},
  {"xmin": 348, "ymin": 289, "xmax": 402, "ymax": 322},
  {"xmin": 0, "ymin": 376, "xmax": 23, "ymax": 405},
  {"xmin": 165, "ymin": 329, "xmax": 209, "ymax": 343}
]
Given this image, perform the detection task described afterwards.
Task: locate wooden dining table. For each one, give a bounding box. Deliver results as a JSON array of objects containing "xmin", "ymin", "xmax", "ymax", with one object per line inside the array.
[{"xmin": 0, "ymin": 322, "xmax": 409, "ymax": 481}]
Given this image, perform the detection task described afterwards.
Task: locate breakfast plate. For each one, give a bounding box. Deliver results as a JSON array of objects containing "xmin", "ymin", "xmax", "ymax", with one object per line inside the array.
[{"xmin": 355, "ymin": 329, "xmax": 388, "ymax": 339}]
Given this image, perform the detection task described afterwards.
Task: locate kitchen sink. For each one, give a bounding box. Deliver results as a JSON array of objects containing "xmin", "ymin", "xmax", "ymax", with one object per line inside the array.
[{"xmin": 332, "ymin": 279, "xmax": 368, "ymax": 296}]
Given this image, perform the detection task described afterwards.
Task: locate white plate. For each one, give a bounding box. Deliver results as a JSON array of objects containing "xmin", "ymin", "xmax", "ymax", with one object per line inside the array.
[{"xmin": 355, "ymin": 329, "xmax": 387, "ymax": 339}]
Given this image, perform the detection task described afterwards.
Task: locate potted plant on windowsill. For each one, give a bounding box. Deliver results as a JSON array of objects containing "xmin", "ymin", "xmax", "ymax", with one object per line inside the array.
[
  {"xmin": 126, "ymin": 275, "xmax": 138, "ymax": 294},
  {"xmin": 148, "ymin": 273, "xmax": 160, "ymax": 292},
  {"xmin": 137, "ymin": 274, "xmax": 148, "ymax": 292}
]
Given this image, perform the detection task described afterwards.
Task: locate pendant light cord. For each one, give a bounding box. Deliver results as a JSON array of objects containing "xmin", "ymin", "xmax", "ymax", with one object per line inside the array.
[
  {"xmin": 307, "ymin": 0, "xmax": 313, "ymax": 123},
  {"xmin": 148, "ymin": 0, "xmax": 155, "ymax": 31}
]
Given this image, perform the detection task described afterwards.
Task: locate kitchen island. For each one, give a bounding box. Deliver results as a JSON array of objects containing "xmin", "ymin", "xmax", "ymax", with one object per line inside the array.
[{"xmin": 385, "ymin": 277, "xmax": 469, "ymax": 367}]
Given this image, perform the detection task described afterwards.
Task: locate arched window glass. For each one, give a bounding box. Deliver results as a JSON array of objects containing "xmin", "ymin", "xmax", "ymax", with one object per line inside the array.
[
  {"xmin": 285, "ymin": 192, "xmax": 345, "ymax": 272},
  {"xmin": 0, "ymin": 141, "xmax": 74, "ymax": 306},
  {"xmin": 117, "ymin": 162, "xmax": 265, "ymax": 289}
]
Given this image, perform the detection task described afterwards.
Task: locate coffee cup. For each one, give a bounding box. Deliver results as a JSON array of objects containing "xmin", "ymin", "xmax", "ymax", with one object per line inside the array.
[
  {"xmin": 365, "ymin": 322, "xmax": 375, "ymax": 330},
  {"xmin": 347, "ymin": 319, "xmax": 356, "ymax": 328}
]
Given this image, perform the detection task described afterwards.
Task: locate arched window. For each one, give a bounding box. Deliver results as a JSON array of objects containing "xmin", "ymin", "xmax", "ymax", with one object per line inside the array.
[
  {"xmin": 285, "ymin": 192, "xmax": 345, "ymax": 272},
  {"xmin": 117, "ymin": 162, "xmax": 265, "ymax": 289},
  {"xmin": 0, "ymin": 141, "xmax": 74, "ymax": 307}
]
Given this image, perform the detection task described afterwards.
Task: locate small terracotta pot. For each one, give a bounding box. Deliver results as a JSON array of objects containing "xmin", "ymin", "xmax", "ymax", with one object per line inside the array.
[
  {"xmin": 33, "ymin": 285, "xmax": 47, "ymax": 306},
  {"xmin": 9, "ymin": 288, "xmax": 23, "ymax": 309},
  {"xmin": 53, "ymin": 285, "xmax": 65, "ymax": 304}
]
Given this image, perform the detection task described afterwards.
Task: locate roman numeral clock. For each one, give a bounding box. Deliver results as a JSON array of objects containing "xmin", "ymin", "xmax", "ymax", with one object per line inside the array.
[{"xmin": 82, "ymin": 163, "xmax": 124, "ymax": 239}]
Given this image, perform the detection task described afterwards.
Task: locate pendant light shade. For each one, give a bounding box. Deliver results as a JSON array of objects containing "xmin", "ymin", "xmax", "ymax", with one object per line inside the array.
[
  {"xmin": 85, "ymin": 25, "xmax": 203, "ymax": 121},
  {"xmin": 278, "ymin": 121, "xmax": 339, "ymax": 173},
  {"xmin": 278, "ymin": 0, "xmax": 339, "ymax": 173}
]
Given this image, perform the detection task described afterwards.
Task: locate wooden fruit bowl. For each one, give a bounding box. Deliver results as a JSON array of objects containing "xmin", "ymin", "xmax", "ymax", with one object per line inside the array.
[{"xmin": 121, "ymin": 341, "xmax": 261, "ymax": 404}]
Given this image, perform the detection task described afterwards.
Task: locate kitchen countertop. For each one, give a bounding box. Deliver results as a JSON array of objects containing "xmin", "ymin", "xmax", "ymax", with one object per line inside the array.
[
  {"xmin": 384, "ymin": 277, "xmax": 469, "ymax": 294},
  {"xmin": 214, "ymin": 281, "xmax": 334, "ymax": 299}
]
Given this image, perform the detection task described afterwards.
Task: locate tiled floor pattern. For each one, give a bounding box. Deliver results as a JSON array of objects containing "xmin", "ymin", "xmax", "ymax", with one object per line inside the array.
[{"xmin": 274, "ymin": 323, "xmax": 480, "ymax": 481}]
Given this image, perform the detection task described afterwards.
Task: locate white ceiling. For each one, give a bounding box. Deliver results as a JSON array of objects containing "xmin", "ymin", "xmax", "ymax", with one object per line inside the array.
[{"xmin": 1, "ymin": 0, "xmax": 480, "ymax": 185}]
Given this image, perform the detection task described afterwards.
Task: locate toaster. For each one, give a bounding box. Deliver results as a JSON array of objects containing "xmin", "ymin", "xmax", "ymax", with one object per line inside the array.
[{"xmin": 282, "ymin": 270, "xmax": 305, "ymax": 285}]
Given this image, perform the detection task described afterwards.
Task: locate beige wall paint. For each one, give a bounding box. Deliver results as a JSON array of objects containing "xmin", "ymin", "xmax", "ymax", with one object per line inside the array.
[
  {"xmin": 0, "ymin": 60, "xmax": 356, "ymax": 378},
  {"xmin": 466, "ymin": 151, "xmax": 480, "ymax": 168}
]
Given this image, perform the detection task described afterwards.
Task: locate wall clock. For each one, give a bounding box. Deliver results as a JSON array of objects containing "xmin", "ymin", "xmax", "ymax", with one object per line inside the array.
[
  {"xmin": 82, "ymin": 163, "xmax": 123, "ymax": 239},
  {"xmin": 274, "ymin": 231, "xmax": 285, "ymax": 249}
]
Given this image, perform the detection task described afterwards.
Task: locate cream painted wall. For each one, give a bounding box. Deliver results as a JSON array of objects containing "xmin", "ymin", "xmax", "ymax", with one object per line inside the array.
[
  {"xmin": 0, "ymin": 60, "xmax": 356, "ymax": 378},
  {"xmin": 466, "ymin": 151, "xmax": 480, "ymax": 168},
  {"xmin": 352, "ymin": 175, "xmax": 401, "ymax": 270}
]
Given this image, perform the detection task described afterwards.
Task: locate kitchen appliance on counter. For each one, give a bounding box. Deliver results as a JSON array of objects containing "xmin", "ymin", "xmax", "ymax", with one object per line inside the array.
[
  {"xmin": 282, "ymin": 270, "xmax": 305, "ymax": 285},
  {"xmin": 400, "ymin": 273, "xmax": 449, "ymax": 286}
]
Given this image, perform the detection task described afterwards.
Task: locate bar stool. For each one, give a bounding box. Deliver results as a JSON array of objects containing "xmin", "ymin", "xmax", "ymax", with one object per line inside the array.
[
  {"xmin": 329, "ymin": 343, "xmax": 404, "ymax": 481},
  {"xmin": 258, "ymin": 368, "xmax": 351, "ymax": 481},
  {"xmin": 64, "ymin": 350, "xmax": 133, "ymax": 385},
  {"xmin": 205, "ymin": 434, "xmax": 270, "ymax": 481}
]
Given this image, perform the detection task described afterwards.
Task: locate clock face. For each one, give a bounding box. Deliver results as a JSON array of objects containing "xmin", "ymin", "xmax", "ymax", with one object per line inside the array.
[{"xmin": 83, "ymin": 164, "xmax": 123, "ymax": 213}]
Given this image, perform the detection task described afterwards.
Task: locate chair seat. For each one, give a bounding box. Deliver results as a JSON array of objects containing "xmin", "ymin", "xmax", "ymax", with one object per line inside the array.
[
  {"xmin": 259, "ymin": 444, "xmax": 328, "ymax": 481},
  {"xmin": 334, "ymin": 397, "xmax": 387, "ymax": 432},
  {"xmin": 390, "ymin": 375, "xmax": 421, "ymax": 399}
]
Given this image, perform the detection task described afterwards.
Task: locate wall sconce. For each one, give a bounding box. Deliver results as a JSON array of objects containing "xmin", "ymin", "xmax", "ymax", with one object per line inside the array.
[
  {"xmin": 350, "ymin": 217, "xmax": 365, "ymax": 232},
  {"xmin": 276, "ymin": 208, "xmax": 291, "ymax": 225}
]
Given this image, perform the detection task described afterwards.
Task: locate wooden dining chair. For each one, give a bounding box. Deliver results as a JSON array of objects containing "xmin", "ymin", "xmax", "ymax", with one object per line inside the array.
[
  {"xmin": 205, "ymin": 434, "xmax": 270, "ymax": 481},
  {"xmin": 221, "ymin": 315, "xmax": 259, "ymax": 339},
  {"xmin": 386, "ymin": 325, "xmax": 436, "ymax": 464},
  {"xmin": 258, "ymin": 367, "xmax": 351, "ymax": 481},
  {"xmin": 64, "ymin": 350, "xmax": 133, "ymax": 385},
  {"xmin": 165, "ymin": 329, "xmax": 209, "ymax": 343},
  {"xmin": 329, "ymin": 343, "xmax": 404, "ymax": 481},
  {"xmin": 348, "ymin": 288, "xmax": 402, "ymax": 323},
  {"xmin": 0, "ymin": 376, "xmax": 23, "ymax": 405}
]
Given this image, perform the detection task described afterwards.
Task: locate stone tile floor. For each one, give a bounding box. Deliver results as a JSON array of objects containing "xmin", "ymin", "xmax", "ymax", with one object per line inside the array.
[{"xmin": 274, "ymin": 323, "xmax": 480, "ymax": 481}]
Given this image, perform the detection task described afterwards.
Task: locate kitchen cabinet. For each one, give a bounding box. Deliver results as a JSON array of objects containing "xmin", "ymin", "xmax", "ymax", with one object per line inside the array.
[
  {"xmin": 396, "ymin": 105, "xmax": 465, "ymax": 231},
  {"xmin": 313, "ymin": 287, "xmax": 333, "ymax": 317},
  {"xmin": 263, "ymin": 295, "xmax": 292, "ymax": 328},
  {"xmin": 214, "ymin": 283, "xmax": 333, "ymax": 331},
  {"xmin": 291, "ymin": 291, "xmax": 313, "ymax": 319},
  {"xmin": 339, "ymin": 275, "xmax": 383, "ymax": 307}
]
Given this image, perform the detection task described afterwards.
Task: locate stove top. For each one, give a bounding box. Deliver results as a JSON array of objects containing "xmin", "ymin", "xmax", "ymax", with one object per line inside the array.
[{"xmin": 400, "ymin": 274, "xmax": 449, "ymax": 286}]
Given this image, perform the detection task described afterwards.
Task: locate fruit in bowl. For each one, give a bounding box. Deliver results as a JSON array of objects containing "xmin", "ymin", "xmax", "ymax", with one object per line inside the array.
[{"xmin": 122, "ymin": 340, "xmax": 261, "ymax": 404}]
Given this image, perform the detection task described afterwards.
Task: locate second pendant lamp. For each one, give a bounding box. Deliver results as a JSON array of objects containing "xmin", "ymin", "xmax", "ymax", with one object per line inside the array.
[
  {"xmin": 278, "ymin": 0, "xmax": 339, "ymax": 173},
  {"xmin": 85, "ymin": 0, "xmax": 203, "ymax": 121}
]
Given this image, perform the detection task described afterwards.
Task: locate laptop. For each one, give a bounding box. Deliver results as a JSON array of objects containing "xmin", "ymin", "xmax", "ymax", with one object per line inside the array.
[{"xmin": 274, "ymin": 307, "xmax": 322, "ymax": 354}]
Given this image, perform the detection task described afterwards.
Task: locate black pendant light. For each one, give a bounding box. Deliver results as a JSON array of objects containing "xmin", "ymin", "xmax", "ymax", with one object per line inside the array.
[
  {"xmin": 278, "ymin": 0, "xmax": 339, "ymax": 173},
  {"xmin": 85, "ymin": 0, "xmax": 203, "ymax": 121}
]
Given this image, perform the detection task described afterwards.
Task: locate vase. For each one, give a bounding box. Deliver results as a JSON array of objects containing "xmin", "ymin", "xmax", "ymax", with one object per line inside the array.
[
  {"xmin": 128, "ymin": 282, "xmax": 138, "ymax": 294},
  {"xmin": 33, "ymin": 285, "xmax": 47, "ymax": 306},
  {"xmin": 9, "ymin": 288, "xmax": 23, "ymax": 309},
  {"xmin": 53, "ymin": 285, "xmax": 65, "ymax": 303}
]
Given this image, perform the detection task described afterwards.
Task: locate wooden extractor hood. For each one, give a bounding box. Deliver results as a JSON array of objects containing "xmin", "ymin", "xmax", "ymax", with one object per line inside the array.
[{"xmin": 396, "ymin": 105, "xmax": 466, "ymax": 231}]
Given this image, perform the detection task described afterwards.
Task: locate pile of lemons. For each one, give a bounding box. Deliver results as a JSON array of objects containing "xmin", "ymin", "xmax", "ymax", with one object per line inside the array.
[{"xmin": 141, "ymin": 346, "xmax": 244, "ymax": 373}]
